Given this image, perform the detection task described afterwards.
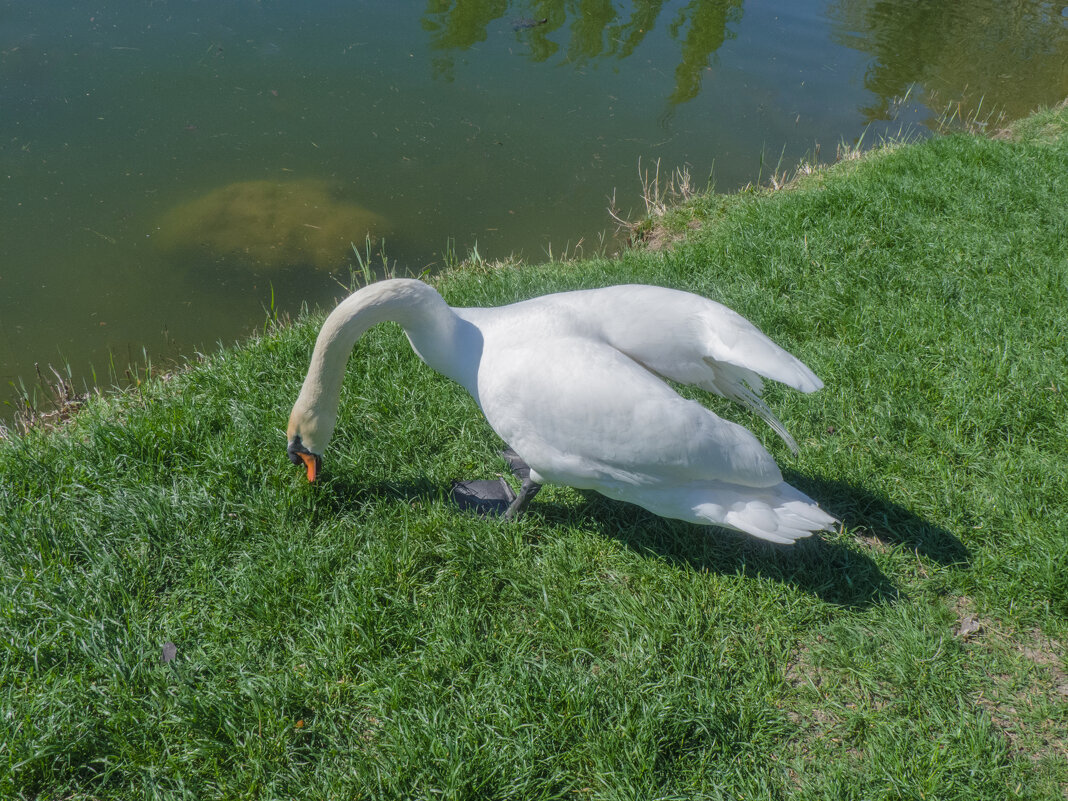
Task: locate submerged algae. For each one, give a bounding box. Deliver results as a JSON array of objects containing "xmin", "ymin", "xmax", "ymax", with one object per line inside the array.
[{"xmin": 156, "ymin": 180, "xmax": 389, "ymax": 270}]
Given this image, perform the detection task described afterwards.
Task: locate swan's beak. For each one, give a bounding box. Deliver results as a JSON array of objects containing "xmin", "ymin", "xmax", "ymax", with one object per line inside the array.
[
  {"xmin": 287, "ymin": 436, "xmax": 321, "ymax": 482},
  {"xmin": 299, "ymin": 452, "xmax": 319, "ymax": 482}
]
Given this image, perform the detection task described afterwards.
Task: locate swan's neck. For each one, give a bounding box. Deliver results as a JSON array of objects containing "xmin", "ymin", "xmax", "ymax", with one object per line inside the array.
[{"xmin": 289, "ymin": 279, "xmax": 477, "ymax": 455}]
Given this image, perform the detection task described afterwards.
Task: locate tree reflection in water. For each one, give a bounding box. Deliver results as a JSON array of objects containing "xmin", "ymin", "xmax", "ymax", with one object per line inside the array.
[
  {"xmin": 829, "ymin": 0, "xmax": 1068, "ymax": 124},
  {"xmin": 422, "ymin": 0, "xmax": 743, "ymax": 109},
  {"xmin": 422, "ymin": 0, "xmax": 1068, "ymax": 123}
]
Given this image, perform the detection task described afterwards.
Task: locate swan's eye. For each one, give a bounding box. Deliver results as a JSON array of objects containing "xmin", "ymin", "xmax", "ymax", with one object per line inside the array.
[{"xmin": 287, "ymin": 436, "xmax": 305, "ymax": 466}]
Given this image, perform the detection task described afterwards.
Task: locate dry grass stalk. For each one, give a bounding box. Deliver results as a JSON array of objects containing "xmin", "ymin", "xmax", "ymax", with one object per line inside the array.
[{"xmin": 4, "ymin": 363, "xmax": 91, "ymax": 438}]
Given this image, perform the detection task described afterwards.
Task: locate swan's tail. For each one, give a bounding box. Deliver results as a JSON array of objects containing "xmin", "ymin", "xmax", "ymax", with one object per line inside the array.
[
  {"xmin": 697, "ymin": 481, "xmax": 837, "ymax": 544},
  {"xmin": 715, "ymin": 495, "xmax": 838, "ymax": 544},
  {"xmin": 622, "ymin": 479, "xmax": 838, "ymax": 545}
]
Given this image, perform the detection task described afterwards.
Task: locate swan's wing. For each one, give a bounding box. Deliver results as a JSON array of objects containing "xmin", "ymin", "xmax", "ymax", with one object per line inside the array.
[
  {"xmin": 565, "ymin": 285, "xmax": 823, "ymax": 454},
  {"xmin": 476, "ymin": 335, "xmax": 784, "ymax": 492},
  {"xmin": 475, "ymin": 334, "xmax": 838, "ymax": 543},
  {"xmin": 694, "ymin": 356, "xmax": 803, "ymax": 455}
]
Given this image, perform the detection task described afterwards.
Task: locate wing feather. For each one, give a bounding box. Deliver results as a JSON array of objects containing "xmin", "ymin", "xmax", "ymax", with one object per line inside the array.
[{"xmin": 561, "ymin": 285, "xmax": 822, "ymax": 452}]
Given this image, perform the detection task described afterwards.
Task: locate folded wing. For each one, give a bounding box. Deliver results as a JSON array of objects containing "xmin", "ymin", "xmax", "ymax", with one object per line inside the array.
[{"xmin": 563, "ymin": 284, "xmax": 823, "ymax": 454}]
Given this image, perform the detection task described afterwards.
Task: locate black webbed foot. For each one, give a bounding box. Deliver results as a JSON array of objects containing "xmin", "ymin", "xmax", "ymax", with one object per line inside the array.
[
  {"xmin": 450, "ymin": 448, "xmax": 542, "ymax": 519},
  {"xmin": 450, "ymin": 478, "xmax": 516, "ymax": 517}
]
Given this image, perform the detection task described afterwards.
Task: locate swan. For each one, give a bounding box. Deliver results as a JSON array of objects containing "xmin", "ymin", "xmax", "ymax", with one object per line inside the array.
[{"xmin": 287, "ymin": 278, "xmax": 837, "ymax": 544}]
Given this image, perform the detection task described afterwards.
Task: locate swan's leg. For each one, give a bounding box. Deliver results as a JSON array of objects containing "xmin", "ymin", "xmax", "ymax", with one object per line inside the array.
[
  {"xmin": 501, "ymin": 448, "xmax": 541, "ymax": 520},
  {"xmin": 501, "ymin": 448, "xmax": 530, "ymax": 481},
  {"xmin": 503, "ymin": 475, "xmax": 541, "ymax": 520}
]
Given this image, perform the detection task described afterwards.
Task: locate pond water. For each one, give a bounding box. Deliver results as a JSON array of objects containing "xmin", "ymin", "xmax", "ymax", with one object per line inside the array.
[{"xmin": 2, "ymin": 0, "xmax": 1067, "ymax": 419}]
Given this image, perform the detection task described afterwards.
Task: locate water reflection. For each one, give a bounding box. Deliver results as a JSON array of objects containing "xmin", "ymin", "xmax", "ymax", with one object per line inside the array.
[
  {"xmin": 829, "ymin": 0, "xmax": 1068, "ymax": 123},
  {"xmin": 423, "ymin": 0, "xmax": 744, "ymax": 108},
  {"xmin": 424, "ymin": 0, "xmax": 1068, "ymax": 122}
]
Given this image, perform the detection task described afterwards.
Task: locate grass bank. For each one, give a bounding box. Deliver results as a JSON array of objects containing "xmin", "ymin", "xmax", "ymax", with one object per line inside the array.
[{"xmin": 2, "ymin": 106, "xmax": 1066, "ymax": 799}]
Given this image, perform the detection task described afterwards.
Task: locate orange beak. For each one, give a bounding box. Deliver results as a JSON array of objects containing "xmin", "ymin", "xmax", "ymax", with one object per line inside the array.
[{"xmin": 299, "ymin": 452, "xmax": 318, "ymax": 482}]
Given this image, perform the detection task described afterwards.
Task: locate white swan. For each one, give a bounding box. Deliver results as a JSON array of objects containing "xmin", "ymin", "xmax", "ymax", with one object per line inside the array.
[{"xmin": 287, "ymin": 278, "xmax": 837, "ymax": 544}]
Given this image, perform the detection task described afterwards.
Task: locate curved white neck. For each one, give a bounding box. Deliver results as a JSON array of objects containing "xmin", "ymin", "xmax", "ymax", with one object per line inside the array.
[{"xmin": 288, "ymin": 279, "xmax": 480, "ymax": 455}]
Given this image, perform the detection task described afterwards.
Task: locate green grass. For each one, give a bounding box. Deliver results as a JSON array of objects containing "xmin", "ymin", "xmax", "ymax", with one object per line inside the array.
[{"xmin": 2, "ymin": 104, "xmax": 1067, "ymax": 799}]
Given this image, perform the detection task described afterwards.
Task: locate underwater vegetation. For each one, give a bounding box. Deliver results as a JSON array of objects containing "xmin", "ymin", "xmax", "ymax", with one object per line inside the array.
[{"xmin": 155, "ymin": 180, "xmax": 389, "ymax": 270}]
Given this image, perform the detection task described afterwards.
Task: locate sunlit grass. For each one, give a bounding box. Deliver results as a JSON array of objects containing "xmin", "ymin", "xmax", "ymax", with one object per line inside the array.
[{"xmin": 2, "ymin": 104, "xmax": 1066, "ymax": 799}]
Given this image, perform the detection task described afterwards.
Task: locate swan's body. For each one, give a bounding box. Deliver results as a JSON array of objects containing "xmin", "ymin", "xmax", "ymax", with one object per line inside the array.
[{"xmin": 287, "ymin": 279, "xmax": 836, "ymax": 544}]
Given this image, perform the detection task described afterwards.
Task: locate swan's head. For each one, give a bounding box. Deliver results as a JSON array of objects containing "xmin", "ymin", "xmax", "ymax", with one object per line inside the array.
[{"xmin": 286, "ymin": 401, "xmax": 330, "ymax": 482}]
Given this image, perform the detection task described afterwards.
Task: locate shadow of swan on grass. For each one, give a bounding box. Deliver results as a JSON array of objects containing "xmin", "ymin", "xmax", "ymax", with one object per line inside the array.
[
  {"xmin": 309, "ymin": 467, "xmax": 953, "ymax": 610},
  {"xmin": 783, "ymin": 469, "xmax": 970, "ymax": 567},
  {"xmin": 526, "ymin": 492, "xmax": 901, "ymax": 610}
]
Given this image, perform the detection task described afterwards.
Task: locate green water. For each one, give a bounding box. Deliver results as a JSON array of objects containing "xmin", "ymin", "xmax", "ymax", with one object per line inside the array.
[{"xmin": 2, "ymin": 0, "xmax": 1066, "ymax": 419}]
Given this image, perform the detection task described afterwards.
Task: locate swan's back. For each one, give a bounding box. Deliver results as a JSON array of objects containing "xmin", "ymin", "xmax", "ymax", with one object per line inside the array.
[{"xmin": 460, "ymin": 284, "xmax": 821, "ymax": 453}]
